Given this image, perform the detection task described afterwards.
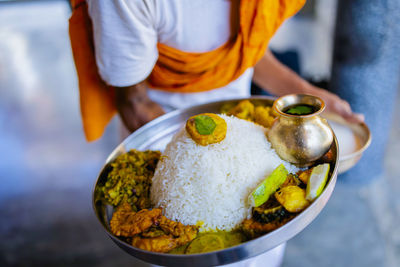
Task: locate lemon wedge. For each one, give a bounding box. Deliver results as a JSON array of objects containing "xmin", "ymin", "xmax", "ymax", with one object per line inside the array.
[
  {"xmin": 248, "ymin": 164, "xmax": 288, "ymax": 207},
  {"xmin": 306, "ymin": 163, "xmax": 330, "ymax": 201},
  {"xmin": 185, "ymin": 234, "xmax": 225, "ymax": 253}
]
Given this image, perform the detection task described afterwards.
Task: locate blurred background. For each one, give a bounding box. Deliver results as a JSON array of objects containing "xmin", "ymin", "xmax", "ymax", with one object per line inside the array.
[{"xmin": 0, "ymin": 0, "xmax": 399, "ymax": 266}]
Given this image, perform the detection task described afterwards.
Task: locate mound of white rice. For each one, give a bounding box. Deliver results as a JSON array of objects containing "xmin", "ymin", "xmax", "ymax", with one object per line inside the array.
[{"xmin": 150, "ymin": 114, "xmax": 298, "ymax": 231}]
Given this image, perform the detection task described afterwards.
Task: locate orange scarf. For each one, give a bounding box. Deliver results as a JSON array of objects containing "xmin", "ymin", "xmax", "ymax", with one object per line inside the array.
[{"xmin": 69, "ymin": 0, "xmax": 305, "ymax": 141}]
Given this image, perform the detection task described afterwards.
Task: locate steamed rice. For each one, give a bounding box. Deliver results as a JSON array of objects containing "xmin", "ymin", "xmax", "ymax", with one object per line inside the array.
[{"xmin": 150, "ymin": 114, "xmax": 298, "ymax": 231}]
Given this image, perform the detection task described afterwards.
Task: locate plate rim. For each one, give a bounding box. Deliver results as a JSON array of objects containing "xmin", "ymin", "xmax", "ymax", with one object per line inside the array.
[{"xmin": 92, "ymin": 96, "xmax": 339, "ymax": 266}]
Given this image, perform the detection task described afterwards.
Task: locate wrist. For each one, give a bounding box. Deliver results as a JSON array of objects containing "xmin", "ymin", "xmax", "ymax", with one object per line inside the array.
[
  {"xmin": 114, "ymin": 82, "xmax": 150, "ymax": 103},
  {"xmin": 297, "ymin": 81, "xmax": 328, "ymax": 98},
  {"xmin": 295, "ymin": 80, "xmax": 314, "ymax": 95}
]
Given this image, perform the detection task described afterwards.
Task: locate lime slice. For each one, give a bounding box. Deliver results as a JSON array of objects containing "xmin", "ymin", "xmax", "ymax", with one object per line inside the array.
[
  {"xmin": 248, "ymin": 164, "xmax": 288, "ymax": 207},
  {"xmin": 306, "ymin": 163, "xmax": 330, "ymax": 201},
  {"xmin": 185, "ymin": 234, "xmax": 225, "ymax": 253}
]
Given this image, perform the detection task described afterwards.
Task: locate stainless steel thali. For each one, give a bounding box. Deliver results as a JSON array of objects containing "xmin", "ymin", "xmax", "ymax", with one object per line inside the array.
[{"xmin": 93, "ymin": 96, "xmax": 339, "ymax": 267}]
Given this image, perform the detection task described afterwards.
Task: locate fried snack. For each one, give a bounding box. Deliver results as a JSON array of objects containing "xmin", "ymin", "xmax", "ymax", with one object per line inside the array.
[
  {"xmin": 132, "ymin": 216, "xmax": 198, "ymax": 252},
  {"xmin": 110, "ymin": 203, "xmax": 162, "ymax": 237},
  {"xmin": 252, "ymin": 198, "xmax": 291, "ymax": 224},
  {"xmin": 222, "ymin": 100, "xmax": 276, "ymax": 128},
  {"xmin": 132, "ymin": 235, "xmax": 177, "ymax": 253},
  {"xmin": 227, "ymin": 100, "xmax": 255, "ymax": 120},
  {"xmin": 132, "ymin": 224, "xmax": 198, "ymax": 253},
  {"xmin": 186, "ymin": 113, "xmax": 227, "ymax": 146},
  {"xmin": 280, "ymin": 173, "xmax": 302, "ymax": 188},
  {"xmin": 110, "ymin": 203, "xmax": 198, "ymax": 253},
  {"xmin": 254, "ymin": 106, "xmax": 275, "ymax": 128},
  {"xmin": 159, "ymin": 216, "xmax": 198, "ymax": 241},
  {"xmin": 241, "ymin": 217, "xmax": 292, "ymax": 239},
  {"xmin": 297, "ymin": 168, "xmax": 312, "ymax": 184},
  {"xmin": 275, "ymin": 186, "xmax": 310, "ymax": 213},
  {"xmin": 141, "ymin": 227, "xmax": 165, "ymax": 238}
]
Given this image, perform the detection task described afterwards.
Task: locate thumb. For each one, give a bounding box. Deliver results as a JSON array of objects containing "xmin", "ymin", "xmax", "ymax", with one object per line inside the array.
[{"xmin": 342, "ymin": 112, "xmax": 365, "ymax": 124}]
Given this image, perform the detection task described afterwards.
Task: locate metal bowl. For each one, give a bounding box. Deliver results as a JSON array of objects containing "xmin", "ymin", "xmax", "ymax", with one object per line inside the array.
[
  {"xmin": 322, "ymin": 112, "xmax": 371, "ymax": 174},
  {"xmin": 269, "ymin": 94, "xmax": 334, "ymax": 167},
  {"xmin": 93, "ymin": 96, "xmax": 339, "ymax": 267}
]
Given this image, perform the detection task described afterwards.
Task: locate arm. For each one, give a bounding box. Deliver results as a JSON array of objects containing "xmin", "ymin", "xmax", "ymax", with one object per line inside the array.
[
  {"xmin": 87, "ymin": 1, "xmax": 164, "ymax": 132},
  {"xmin": 114, "ymin": 82, "xmax": 165, "ymax": 133},
  {"xmin": 253, "ymin": 49, "xmax": 364, "ymax": 123}
]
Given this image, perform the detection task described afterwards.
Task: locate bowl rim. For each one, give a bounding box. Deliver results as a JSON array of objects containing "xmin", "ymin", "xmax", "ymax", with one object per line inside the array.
[
  {"xmin": 273, "ymin": 93, "xmax": 326, "ymax": 118},
  {"xmin": 322, "ymin": 112, "xmax": 372, "ymax": 161}
]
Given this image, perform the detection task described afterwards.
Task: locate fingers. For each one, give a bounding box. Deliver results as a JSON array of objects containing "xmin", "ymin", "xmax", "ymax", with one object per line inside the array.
[
  {"xmin": 334, "ymin": 99, "xmax": 352, "ymax": 117},
  {"xmin": 342, "ymin": 112, "xmax": 365, "ymax": 124},
  {"xmin": 340, "ymin": 100, "xmax": 352, "ymax": 115},
  {"xmin": 314, "ymin": 88, "xmax": 365, "ymax": 124},
  {"xmin": 329, "ymin": 98, "xmax": 365, "ymax": 124}
]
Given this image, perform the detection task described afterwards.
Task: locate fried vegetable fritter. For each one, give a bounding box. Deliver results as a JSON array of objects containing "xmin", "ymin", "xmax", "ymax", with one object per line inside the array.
[
  {"xmin": 186, "ymin": 113, "xmax": 227, "ymax": 146},
  {"xmin": 158, "ymin": 216, "xmax": 198, "ymax": 239},
  {"xmin": 297, "ymin": 168, "xmax": 312, "ymax": 184},
  {"xmin": 254, "ymin": 106, "xmax": 275, "ymax": 128},
  {"xmin": 132, "ymin": 215, "xmax": 198, "ymax": 252},
  {"xmin": 241, "ymin": 217, "xmax": 292, "ymax": 239},
  {"xmin": 132, "ymin": 223, "xmax": 198, "ymax": 253},
  {"xmin": 252, "ymin": 197, "xmax": 292, "ymax": 223},
  {"xmin": 245, "ymin": 196, "xmax": 295, "ymax": 238},
  {"xmin": 280, "ymin": 173, "xmax": 302, "ymax": 188},
  {"xmin": 222, "ymin": 100, "xmax": 276, "ymax": 128},
  {"xmin": 109, "ymin": 202, "xmax": 198, "ymax": 253},
  {"xmin": 275, "ymin": 186, "xmax": 310, "ymax": 213},
  {"xmin": 227, "ymin": 100, "xmax": 255, "ymax": 121},
  {"xmin": 132, "ymin": 235, "xmax": 177, "ymax": 253},
  {"xmin": 100, "ymin": 149, "xmax": 161, "ymax": 211},
  {"xmin": 110, "ymin": 203, "xmax": 162, "ymax": 237}
]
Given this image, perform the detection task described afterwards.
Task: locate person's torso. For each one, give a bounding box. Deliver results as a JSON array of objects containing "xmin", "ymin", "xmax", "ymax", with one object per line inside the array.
[
  {"xmin": 155, "ymin": 0, "xmax": 235, "ymax": 52},
  {"xmin": 147, "ymin": 0, "xmax": 253, "ymax": 110}
]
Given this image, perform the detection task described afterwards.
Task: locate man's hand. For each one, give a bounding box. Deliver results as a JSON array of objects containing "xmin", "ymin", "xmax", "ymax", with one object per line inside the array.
[
  {"xmin": 306, "ymin": 87, "xmax": 364, "ymax": 124},
  {"xmin": 114, "ymin": 82, "xmax": 165, "ymax": 133},
  {"xmin": 253, "ymin": 49, "xmax": 365, "ymax": 124}
]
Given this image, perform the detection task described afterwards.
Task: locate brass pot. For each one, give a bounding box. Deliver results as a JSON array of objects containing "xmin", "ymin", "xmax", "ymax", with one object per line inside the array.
[{"xmin": 268, "ymin": 94, "xmax": 334, "ymax": 167}]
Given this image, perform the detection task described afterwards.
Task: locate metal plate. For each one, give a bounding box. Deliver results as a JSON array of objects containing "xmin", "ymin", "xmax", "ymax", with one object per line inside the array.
[{"xmin": 93, "ymin": 96, "xmax": 339, "ymax": 267}]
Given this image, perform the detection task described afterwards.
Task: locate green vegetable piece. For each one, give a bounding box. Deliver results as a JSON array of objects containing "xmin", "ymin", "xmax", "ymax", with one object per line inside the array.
[
  {"xmin": 286, "ymin": 105, "xmax": 313, "ymax": 115},
  {"xmin": 194, "ymin": 115, "xmax": 217, "ymax": 135},
  {"xmin": 248, "ymin": 164, "xmax": 289, "ymax": 207}
]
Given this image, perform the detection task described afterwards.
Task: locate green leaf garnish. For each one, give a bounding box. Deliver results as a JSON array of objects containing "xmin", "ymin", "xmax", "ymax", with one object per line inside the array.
[
  {"xmin": 194, "ymin": 115, "xmax": 217, "ymax": 135},
  {"xmin": 286, "ymin": 105, "xmax": 313, "ymax": 115}
]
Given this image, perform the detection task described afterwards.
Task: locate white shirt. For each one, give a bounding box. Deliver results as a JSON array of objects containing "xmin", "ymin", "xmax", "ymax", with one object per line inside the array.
[
  {"xmin": 87, "ymin": 0, "xmax": 253, "ymax": 111},
  {"xmin": 87, "ymin": 4, "xmax": 284, "ymax": 266}
]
